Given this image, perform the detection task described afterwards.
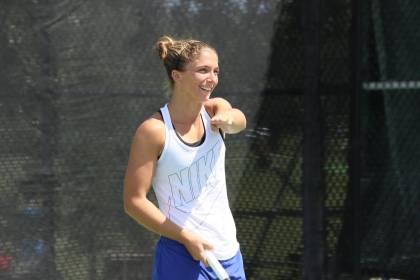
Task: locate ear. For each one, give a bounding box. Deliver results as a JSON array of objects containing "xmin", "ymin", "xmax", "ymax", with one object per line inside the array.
[{"xmin": 171, "ymin": 70, "xmax": 181, "ymax": 82}]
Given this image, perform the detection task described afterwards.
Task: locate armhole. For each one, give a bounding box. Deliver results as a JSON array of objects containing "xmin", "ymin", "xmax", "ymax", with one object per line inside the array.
[
  {"xmin": 156, "ymin": 109, "xmax": 167, "ymax": 161},
  {"xmin": 219, "ymin": 129, "xmax": 225, "ymax": 140},
  {"xmin": 203, "ymin": 106, "xmax": 225, "ymax": 141}
]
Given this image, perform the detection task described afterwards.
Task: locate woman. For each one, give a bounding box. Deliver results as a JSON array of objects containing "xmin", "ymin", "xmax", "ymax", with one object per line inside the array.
[{"xmin": 124, "ymin": 35, "xmax": 247, "ymax": 279}]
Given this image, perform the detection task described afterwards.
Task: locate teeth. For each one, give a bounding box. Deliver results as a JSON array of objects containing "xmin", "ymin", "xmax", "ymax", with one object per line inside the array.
[{"xmin": 200, "ymin": 86, "xmax": 212, "ymax": 91}]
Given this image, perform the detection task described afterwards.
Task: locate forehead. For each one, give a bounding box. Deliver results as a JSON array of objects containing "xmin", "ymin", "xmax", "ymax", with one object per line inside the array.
[{"xmin": 190, "ymin": 48, "xmax": 218, "ymax": 67}]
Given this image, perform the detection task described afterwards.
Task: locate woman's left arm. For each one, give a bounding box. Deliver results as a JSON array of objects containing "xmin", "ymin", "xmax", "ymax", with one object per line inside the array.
[{"xmin": 205, "ymin": 97, "xmax": 247, "ymax": 134}]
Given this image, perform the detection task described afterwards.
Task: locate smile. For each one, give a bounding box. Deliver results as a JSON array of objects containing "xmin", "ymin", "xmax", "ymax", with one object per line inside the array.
[{"xmin": 200, "ymin": 86, "xmax": 213, "ymax": 92}]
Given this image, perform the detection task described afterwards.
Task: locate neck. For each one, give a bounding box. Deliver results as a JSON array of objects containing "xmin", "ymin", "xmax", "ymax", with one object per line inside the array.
[{"xmin": 168, "ymin": 93, "xmax": 202, "ymax": 124}]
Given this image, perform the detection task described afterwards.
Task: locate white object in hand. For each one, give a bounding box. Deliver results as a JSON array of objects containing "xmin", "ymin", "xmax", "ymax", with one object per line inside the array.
[{"xmin": 205, "ymin": 251, "xmax": 230, "ymax": 280}]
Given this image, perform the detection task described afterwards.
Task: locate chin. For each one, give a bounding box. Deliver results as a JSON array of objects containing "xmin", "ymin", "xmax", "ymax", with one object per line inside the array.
[{"xmin": 199, "ymin": 91, "xmax": 211, "ymax": 101}]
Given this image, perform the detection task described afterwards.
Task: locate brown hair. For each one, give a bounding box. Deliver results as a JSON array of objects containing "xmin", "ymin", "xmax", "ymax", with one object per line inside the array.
[{"xmin": 154, "ymin": 35, "xmax": 216, "ymax": 85}]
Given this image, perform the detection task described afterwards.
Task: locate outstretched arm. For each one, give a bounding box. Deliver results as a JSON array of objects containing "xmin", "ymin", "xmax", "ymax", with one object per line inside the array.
[{"xmin": 205, "ymin": 97, "xmax": 247, "ymax": 134}]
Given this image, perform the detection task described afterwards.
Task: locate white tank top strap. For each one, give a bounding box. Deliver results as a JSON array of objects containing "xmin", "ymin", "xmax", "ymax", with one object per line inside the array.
[
  {"xmin": 202, "ymin": 106, "xmax": 220, "ymax": 137},
  {"xmin": 201, "ymin": 105, "xmax": 214, "ymax": 125},
  {"xmin": 160, "ymin": 104, "xmax": 172, "ymax": 130}
]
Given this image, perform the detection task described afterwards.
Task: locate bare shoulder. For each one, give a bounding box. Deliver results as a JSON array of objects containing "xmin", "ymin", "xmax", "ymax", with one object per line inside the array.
[
  {"xmin": 133, "ymin": 112, "xmax": 165, "ymax": 153},
  {"xmin": 204, "ymin": 97, "xmax": 232, "ymax": 117}
]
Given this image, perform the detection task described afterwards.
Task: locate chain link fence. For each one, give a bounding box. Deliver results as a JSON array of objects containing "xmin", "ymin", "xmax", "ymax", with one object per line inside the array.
[
  {"xmin": 337, "ymin": 1, "xmax": 420, "ymax": 279},
  {"xmin": 358, "ymin": 0, "xmax": 420, "ymax": 278},
  {"xmin": 0, "ymin": 1, "xmax": 418, "ymax": 280}
]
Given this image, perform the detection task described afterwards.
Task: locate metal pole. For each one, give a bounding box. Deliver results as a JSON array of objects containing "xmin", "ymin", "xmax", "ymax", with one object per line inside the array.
[
  {"xmin": 302, "ymin": 0, "xmax": 325, "ymax": 279},
  {"xmin": 350, "ymin": 0, "xmax": 362, "ymax": 279}
]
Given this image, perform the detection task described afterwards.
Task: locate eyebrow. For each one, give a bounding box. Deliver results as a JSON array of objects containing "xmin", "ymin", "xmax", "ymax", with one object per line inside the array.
[{"xmin": 195, "ymin": 65, "xmax": 219, "ymax": 70}]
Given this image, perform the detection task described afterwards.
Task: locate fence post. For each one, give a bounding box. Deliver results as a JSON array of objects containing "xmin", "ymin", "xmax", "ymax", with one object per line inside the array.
[
  {"xmin": 302, "ymin": 0, "xmax": 325, "ymax": 279},
  {"xmin": 350, "ymin": 0, "xmax": 362, "ymax": 278}
]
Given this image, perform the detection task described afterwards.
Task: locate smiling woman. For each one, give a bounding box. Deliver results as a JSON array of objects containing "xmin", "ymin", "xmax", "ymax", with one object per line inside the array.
[
  {"xmin": 123, "ymin": 35, "xmax": 247, "ymax": 280},
  {"xmin": 173, "ymin": 48, "xmax": 219, "ymax": 101}
]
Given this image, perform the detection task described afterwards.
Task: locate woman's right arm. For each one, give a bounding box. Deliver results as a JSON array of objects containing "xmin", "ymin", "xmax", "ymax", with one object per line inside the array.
[{"xmin": 123, "ymin": 116, "xmax": 213, "ymax": 262}]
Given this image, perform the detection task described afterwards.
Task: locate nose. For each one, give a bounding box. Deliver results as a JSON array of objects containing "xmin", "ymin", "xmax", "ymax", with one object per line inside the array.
[{"xmin": 209, "ymin": 71, "xmax": 218, "ymax": 83}]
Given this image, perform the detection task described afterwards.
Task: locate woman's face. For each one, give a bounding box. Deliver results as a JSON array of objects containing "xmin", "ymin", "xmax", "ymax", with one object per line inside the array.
[{"xmin": 174, "ymin": 48, "xmax": 219, "ymax": 102}]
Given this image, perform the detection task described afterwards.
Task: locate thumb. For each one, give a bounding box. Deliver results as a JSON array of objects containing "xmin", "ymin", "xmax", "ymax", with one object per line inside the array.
[{"xmin": 203, "ymin": 242, "xmax": 214, "ymax": 251}]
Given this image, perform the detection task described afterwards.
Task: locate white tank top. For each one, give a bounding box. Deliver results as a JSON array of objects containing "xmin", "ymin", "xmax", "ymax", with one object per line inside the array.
[{"xmin": 152, "ymin": 104, "xmax": 239, "ymax": 260}]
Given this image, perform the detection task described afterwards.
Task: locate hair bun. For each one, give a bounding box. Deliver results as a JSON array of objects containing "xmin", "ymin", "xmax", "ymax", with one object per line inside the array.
[{"xmin": 155, "ymin": 36, "xmax": 174, "ymax": 60}]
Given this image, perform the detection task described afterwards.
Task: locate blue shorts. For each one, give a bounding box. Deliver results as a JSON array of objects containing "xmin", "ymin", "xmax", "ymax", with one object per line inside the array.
[{"xmin": 152, "ymin": 236, "xmax": 246, "ymax": 280}]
